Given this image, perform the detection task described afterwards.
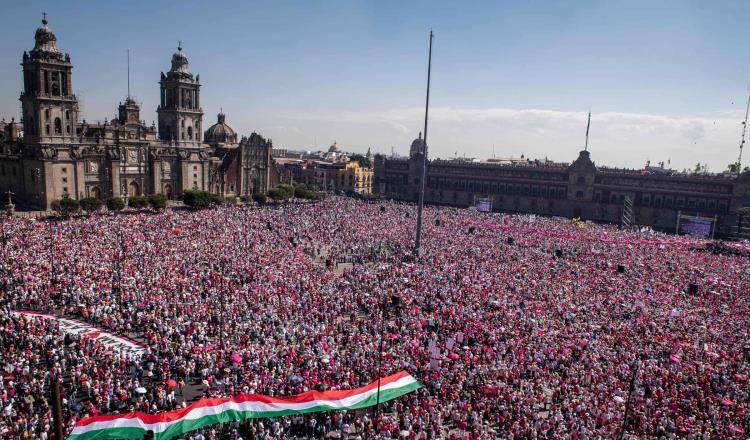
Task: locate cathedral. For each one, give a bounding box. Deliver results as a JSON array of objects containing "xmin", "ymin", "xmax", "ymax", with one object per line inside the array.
[{"xmin": 0, "ymin": 16, "xmax": 276, "ymax": 210}]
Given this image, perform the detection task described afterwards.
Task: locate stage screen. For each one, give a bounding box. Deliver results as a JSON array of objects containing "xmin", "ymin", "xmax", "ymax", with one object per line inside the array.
[
  {"xmin": 679, "ymin": 216, "xmax": 713, "ymax": 237},
  {"xmin": 477, "ymin": 198, "xmax": 492, "ymax": 212}
]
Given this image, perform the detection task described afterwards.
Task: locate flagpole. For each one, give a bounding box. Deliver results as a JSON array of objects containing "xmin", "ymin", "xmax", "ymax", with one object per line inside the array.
[
  {"xmin": 585, "ymin": 110, "xmax": 591, "ymax": 152},
  {"xmin": 414, "ymin": 30, "xmax": 434, "ymax": 255}
]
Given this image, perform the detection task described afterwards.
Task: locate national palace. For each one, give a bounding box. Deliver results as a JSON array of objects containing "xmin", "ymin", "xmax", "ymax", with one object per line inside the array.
[{"xmin": 374, "ymin": 134, "xmax": 750, "ymax": 239}]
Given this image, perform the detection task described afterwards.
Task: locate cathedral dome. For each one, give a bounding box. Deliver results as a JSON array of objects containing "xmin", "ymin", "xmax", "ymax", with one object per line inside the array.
[
  {"xmin": 170, "ymin": 44, "xmax": 191, "ymax": 75},
  {"xmin": 33, "ymin": 16, "xmax": 60, "ymax": 54},
  {"xmin": 409, "ymin": 132, "xmax": 425, "ymax": 157},
  {"xmin": 328, "ymin": 141, "xmax": 341, "ymax": 153},
  {"xmin": 204, "ymin": 112, "xmax": 237, "ymax": 145}
]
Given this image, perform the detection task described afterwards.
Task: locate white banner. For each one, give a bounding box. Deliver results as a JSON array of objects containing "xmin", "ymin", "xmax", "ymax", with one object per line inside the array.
[{"xmin": 12, "ymin": 310, "xmax": 146, "ymax": 357}]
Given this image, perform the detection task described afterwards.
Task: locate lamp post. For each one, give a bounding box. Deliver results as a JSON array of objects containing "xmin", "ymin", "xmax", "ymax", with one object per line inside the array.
[
  {"xmin": 374, "ymin": 292, "xmax": 401, "ymax": 417},
  {"xmin": 619, "ymin": 358, "xmax": 642, "ymax": 439},
  {"xmin": 48, "ymin": 221, "xmax": 56, "ymax": 289}
]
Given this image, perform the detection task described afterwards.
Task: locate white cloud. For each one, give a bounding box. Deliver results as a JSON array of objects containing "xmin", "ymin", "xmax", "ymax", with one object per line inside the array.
[{"xmin": 270, "ymin": 107, "xmax": 746, "ymax": 171}]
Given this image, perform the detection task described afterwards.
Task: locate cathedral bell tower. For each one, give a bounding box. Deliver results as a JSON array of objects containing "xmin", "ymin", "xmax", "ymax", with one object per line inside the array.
[
  {"xmin": 20, "ymin": 14, "xmax": 80, "ymax": 144},
  {"xmin": 157, "ymin": 43, "xmax": 203, "ymax": 145}
]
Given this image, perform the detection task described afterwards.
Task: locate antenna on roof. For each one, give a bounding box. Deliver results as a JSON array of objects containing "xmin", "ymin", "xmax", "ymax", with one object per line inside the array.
[{"xmin": 737, "ymin": 85, "xmax": 750, "ymax": 174}]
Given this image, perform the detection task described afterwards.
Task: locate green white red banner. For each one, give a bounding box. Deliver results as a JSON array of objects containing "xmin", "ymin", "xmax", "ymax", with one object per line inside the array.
[{"xmin": 69, "ymin": 371, "xmax": 421, "ymax": 440}]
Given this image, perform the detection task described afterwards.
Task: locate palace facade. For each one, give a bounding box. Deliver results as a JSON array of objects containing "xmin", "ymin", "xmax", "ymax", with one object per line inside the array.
[
  {"xmin": 374, "ymin": 134, "xmax": 750, "ymax": 239},
  {"xmin": 0, "ymin": 17, "xmax": 276, "ymax": 210}
]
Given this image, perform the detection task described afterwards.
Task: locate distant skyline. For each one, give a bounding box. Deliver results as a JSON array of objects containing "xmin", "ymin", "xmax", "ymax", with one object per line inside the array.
[{"xmin": 1, "ymin": 0, "xmax": 750, "ymax": 171}]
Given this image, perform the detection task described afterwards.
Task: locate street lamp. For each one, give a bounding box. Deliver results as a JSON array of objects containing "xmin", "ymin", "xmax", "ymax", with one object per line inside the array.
[
  {"xmin": 374, "ymin": 292, "xmax": 402, "ymax": 417},
  {"xmin": 48, "ymin": 221, "xmax": 56, "ymax": 288}
]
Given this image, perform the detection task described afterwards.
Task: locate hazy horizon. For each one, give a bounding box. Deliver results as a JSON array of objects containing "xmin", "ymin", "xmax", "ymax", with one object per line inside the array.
[{"xmin": 2, "ymin": 0, "xmax": 750, "ymax": 172}]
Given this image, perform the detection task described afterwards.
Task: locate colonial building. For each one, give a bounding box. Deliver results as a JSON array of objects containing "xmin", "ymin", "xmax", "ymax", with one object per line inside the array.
[
  {"xmin": 275, "ymin": 142, "xmax": 374, "ymax": 194},
  {"xmin": 0, "ymin": 16, "xmax": 275, "ymax": 210},
  {"xmin": 374, "ymin": 133, "xmax": 750, "ymax": 238}
]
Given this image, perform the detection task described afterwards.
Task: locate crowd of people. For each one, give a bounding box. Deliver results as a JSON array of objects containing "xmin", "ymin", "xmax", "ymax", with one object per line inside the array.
[{"xmin": 0, "ymin": 196, "xmax": 749, "ymax": 439}]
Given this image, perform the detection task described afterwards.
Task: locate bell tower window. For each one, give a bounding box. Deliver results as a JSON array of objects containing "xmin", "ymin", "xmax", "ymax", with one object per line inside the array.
[
  {"xmin": 45, "ymin": 109, "xmax": 50, "ymax": 121},
  {"xmin": 51, "ymin": 71, "xmax": 60, "ymax": 95},
  {"xmin": 187, "ymin": 126, "xmax": 193, "ymax": 140},
  {"xmin": 54, "ymin": 118, "xmax": 62, "ymax": 134}
]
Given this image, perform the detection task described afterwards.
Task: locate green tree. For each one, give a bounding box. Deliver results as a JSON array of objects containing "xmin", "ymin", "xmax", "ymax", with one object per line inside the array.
[
  {"xmin": 128, "ymin": 195, "xmax": 149, "ymax": 209},
  {"xmin": 293, "ymin": 185, "xmax": 318, "ymax": 200},
  {"xmin": 106, "ymin": 197, "xmax": 125, "ymax": 211},
  {"xmin": 79, "ymin": 197, "xmax": 103, "ymax": 213},
  {"xmin": 183, "ymin": 190, "xmax": 223, "ymax": 209},
  {"xmin": 276, "ymin": 184, "xmax": 295, "ymax": 198},
  {"xmin": 148, "ymin": 194, "xmax": 168, "ymax": 210},
  {"xmin": 50, "ymin": 197, "xmax": 80, "ymax": 217},
  {"xmin": 252, "ymin": 193, "xmax": 267, "ymax": 204}
]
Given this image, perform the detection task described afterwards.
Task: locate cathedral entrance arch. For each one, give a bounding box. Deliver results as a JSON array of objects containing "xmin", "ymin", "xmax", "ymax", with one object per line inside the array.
[
  {"xmin": 164, "ymin": 184, "xmax": 173, "ymax": 200},
  {"xmin": 128, "ymin": 181, "xmax": 140, "ymax": 197},
  {"xmin": 90, "ymin": 187, "xmax": 101, "ymax": 200}
]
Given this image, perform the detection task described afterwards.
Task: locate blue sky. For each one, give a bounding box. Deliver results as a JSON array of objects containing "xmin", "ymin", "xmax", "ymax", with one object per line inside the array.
[{"xmin": 1, "ymin": 0, "xmax": 749, "ymax": 170}]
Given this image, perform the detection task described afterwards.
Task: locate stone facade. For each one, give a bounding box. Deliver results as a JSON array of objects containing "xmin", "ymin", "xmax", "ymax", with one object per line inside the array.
[
  {"xmin": 0, "ymin": 17, "xmax": 275, "ymax": 210},
  {"xmin": 375, "ymin": 134, "xmax": 750, "ymax": 238}
]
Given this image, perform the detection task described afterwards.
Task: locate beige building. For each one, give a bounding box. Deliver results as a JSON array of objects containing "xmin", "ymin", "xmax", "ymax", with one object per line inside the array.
[{"xmin": 0, "ymin": 16, "xmax": 275, "ymax": 210}]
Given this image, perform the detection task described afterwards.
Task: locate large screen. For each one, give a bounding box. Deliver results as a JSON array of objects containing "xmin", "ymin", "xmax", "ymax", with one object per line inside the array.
[
  {"xmin": 678, "ymin": 215, "xmax": 713, "ymax": 237},
  {"xmin": 476, "ymin": 198, "xmax": 492, "ymax": 212}
]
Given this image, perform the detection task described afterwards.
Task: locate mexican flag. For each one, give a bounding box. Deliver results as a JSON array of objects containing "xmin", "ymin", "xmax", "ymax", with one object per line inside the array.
[{"xmin": 69, "ymin": 371, "xmax": 421, "ymax": 440}]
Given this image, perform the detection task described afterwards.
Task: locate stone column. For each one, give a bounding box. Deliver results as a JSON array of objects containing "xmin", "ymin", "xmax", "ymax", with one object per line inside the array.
[{"xmin": 111, "ymin": 161, "xmax": 121, "ymax": 197}]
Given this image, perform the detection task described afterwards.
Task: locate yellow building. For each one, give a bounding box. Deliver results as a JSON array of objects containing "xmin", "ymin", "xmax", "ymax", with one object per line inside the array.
[{"xmin": 337, "ymin": 161, "xmax": 373, "ymax": 194}]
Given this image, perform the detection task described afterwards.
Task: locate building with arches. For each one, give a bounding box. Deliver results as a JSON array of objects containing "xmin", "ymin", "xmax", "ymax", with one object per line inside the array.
[
  {"xmin": 0, "ymin": 16, "xmax": 276, "ymax": 210},
  {"xmin": 374, "ymin": 134, "xmax": 750, "ymax": 238}
]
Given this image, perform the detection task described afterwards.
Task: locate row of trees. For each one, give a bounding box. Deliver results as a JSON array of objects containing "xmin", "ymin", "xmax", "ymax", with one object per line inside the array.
[
  {"xmin": 181, "ymin": 185, "xmax": 319, "ymax": 209},
  {"xmin": 51, "ymin": 184, "xmax": 321, "ymax": 215},
  {"xmin": 50, "ymin": 194, "xmax": 168, "ymax": 216}
]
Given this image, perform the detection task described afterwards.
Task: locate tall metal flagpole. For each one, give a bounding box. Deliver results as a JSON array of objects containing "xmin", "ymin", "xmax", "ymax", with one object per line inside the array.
[
  {"xmin": 414, "ymin": 30, "xmax": 434, "ymax": 255},
  {"xmin": 584, "ymin": 110, "xmax": 591, "ymax": 152}
]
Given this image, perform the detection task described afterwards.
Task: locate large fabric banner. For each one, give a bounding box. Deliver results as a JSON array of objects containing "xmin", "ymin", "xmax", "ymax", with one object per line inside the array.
[
  {"xmin": 69, "ymin": 371, "xmax": 421, "ymax": 440},
  {"xmin": 12, "ymin": 310, "xmax": 146, "ymax": 357}
]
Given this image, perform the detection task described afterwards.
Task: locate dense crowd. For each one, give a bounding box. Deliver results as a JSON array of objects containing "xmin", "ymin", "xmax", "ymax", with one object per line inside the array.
[{"xmin": 0, "ymin": 197, "xmax": 749, "ymax": 439}]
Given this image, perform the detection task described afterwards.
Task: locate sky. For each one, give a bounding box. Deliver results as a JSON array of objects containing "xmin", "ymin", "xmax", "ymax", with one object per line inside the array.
[{"xmin": 1, "ymin": 0, "xmax": 750, "ymax": 171}]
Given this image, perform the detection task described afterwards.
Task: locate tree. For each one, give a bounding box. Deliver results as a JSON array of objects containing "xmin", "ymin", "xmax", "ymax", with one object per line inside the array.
[
  {"xmin": 50, "ymin": 197, "xmax": 80, "ymax": 217},
  {"xmin": 293, "ymin": 185, "xmax": 318, "ymax": 200},
  {"xmin": 128, "ymin": 195, "xmax": 149, "ymax": 209},
  {"xmin": 106, "ymin": 197, "xmax": 125, "ymax": 211},
  {"xmin": 267, "ymin": 188, "xmax": 285, "ymax": 201},
  {"xmin": 252, "ymin": 193, "xmax": 267, "ymax": 204},
  {"xmin": 79, "ymin": 197, "xmax": 102, "ymax": 213},
  {"xmin": 276, "ymin": 184, "xmax": 295, "ymax": 199},
  {"xmin": 183, "ymin": 190, "xmax": 223, "ymax": 209},
  {"xmin": 148, "ymin": 194, "xmax": 168, "ymax": 210}
]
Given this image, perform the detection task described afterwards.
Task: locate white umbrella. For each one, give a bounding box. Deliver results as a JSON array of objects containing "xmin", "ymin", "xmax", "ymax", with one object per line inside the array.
[{"xmin": 135, "ymin": 387, "xmax": 147, "ymax": 394}]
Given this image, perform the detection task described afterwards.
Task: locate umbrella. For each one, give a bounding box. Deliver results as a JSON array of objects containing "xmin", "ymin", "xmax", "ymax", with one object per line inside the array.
[
  {"xmin": 230, "ymin": 353, "xmax": 242, "ymax": 363},
  {"xmin": 166, "ymin": 379, "xmax": 177, "ymax": 388},
  {"xmin": 135, "ymin": 387, "xmax": 147, "ymax": 394}
]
